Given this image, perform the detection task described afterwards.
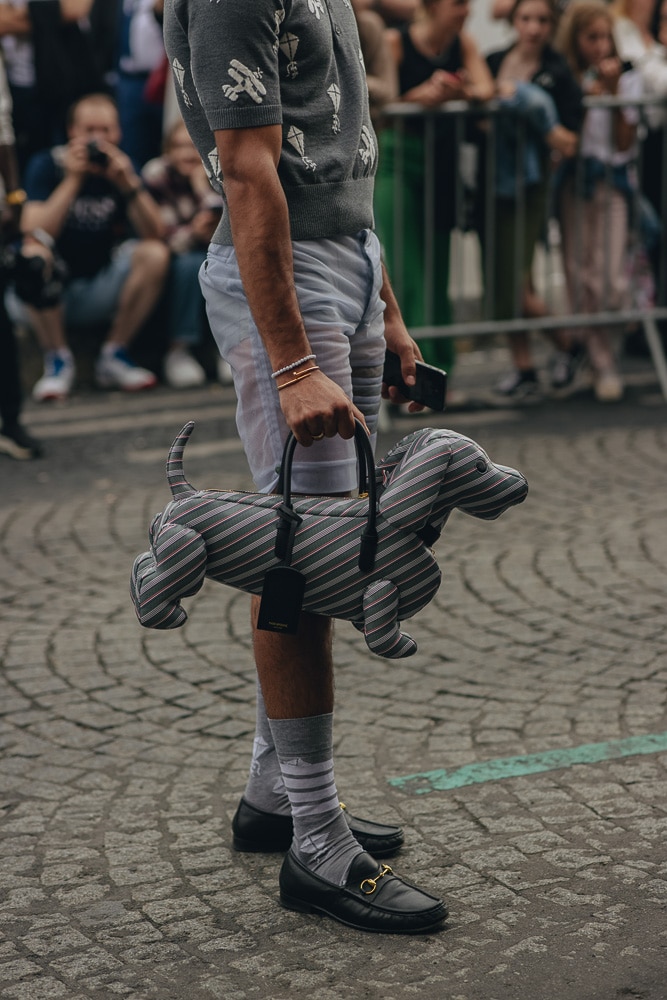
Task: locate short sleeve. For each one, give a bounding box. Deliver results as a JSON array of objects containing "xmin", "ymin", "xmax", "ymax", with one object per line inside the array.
[
  {"xmin": 24, "ymin": 151, "xmax": 59, "ymax": 202},
  {"xmin": 184, "ymin": 0, "xmax": 284, "ymax": 131}
]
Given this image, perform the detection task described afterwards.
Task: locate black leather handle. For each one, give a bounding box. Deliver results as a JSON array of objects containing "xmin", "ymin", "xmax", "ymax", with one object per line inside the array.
[{"xmin": 275, "ymin": 420, "xmax": 378, "ymax": 572}]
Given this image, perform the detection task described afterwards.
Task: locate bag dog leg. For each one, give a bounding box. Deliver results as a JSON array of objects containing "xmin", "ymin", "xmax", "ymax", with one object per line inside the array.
[{"xmin": 361, "ymin": 579, "xmax": 417, "ymax": 659}]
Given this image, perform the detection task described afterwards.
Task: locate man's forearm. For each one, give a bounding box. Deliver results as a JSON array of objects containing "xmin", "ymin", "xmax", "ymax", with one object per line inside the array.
[
  {"xmin": 379, "ymin": 261, "xmax": 422, "ymax": 364},
  {"xmin": 224, "ymin": 168, "xmax": 312, "ymax": 373},
  {"xmin": 0, "ymin": 7, "xmax": 30, "ymax": 35},
  {"xmin": 379, "ymin": 261, "xmax": 406, "ymax": 331},
  {"xmin": 21, "ymin": 175, "xmax": 82, "ymax": 237},
  {"xmin": 125, "ymin": 186, "xmax": 167, "ymax": 240}
]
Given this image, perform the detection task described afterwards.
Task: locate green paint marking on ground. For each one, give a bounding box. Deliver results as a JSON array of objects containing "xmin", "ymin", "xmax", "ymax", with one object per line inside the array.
[{"xmin": 388, "ymin": 731, "xmax": 667, "ymax": 794}]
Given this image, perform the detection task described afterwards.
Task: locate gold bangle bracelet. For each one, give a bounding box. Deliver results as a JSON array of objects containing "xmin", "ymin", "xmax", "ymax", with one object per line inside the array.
[{"xmin": 277, "ymin": 365, "xmax": 320, "ymax": 390}]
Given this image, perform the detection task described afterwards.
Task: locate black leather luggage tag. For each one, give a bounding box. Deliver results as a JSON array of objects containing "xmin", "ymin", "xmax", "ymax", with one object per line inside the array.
[{"xmin": 257, "ymin": 565, "xmax": 306, "ymax": 634}]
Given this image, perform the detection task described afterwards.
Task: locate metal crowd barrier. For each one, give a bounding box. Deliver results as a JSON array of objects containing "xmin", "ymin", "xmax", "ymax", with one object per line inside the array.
[{"xmin": 378, "ymin": 94, "xmax": 667, "ymax": 398}]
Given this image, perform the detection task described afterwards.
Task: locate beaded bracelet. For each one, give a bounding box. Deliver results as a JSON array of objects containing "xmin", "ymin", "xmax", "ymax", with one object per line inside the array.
[
  {"xmin": 271, "ymin": 354, "xmax": 316, "ymax": 379},
  {"xmin": 276, "ymin": 365, "xmax": 320, "ymax": 391}
]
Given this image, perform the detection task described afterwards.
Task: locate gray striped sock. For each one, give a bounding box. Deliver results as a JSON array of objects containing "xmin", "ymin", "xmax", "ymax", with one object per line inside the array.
[
  {"xmin": 269, "ymin": 713, "xmax": 363, "ymax": 885},
  {"xmin": 243, "ymin": 682, "xmax": 290, "ymax": 816}
]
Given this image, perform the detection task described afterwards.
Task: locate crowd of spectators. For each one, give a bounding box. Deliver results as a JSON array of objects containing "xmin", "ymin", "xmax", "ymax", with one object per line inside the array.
[
  {"xmin": 373, "ymin": 0, "xmax": 667, "ymax": 404},
  {"xmin": 0, "ymin": 0, "xmax": 230, "ymax": 462},
  {"xmin": 0, "ymin": 0, "xmax": 666, "ymax": 461}
]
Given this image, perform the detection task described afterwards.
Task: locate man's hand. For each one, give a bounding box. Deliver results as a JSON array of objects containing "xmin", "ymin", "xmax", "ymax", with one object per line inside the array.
[
  {"xmin": 406, "ymin": 69, "xmax": 465, "ymax": 107},
  {"xmin": 276, "ymin": 368, "xmax": 367, "ymax": 446},
  {"xmin": 381, "ymin": 335, "xmax": 425, "ymax": 412},
  {"xmin": 63, "ymin": 138, "xmax": 91, "ymax": 181},
  {"xmin": 64, "ymin": 136, "xmax": 141, "ymax": 196},
  {"xmin": 95, "ymin": 142, "xmax": 142, "ymax": 195}
]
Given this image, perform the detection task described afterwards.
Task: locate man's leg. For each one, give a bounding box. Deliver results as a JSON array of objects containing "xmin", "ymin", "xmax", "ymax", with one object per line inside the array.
[
  {"xmin": 0, "ymin": 293, "xmax": 43, "ymax": 458},
  {"xmin": 11, "ymin": 241, "xmax": 75, "ymax": 402},
  {"xmin": 163, "ymin": 250, "xmax": 207, "ymax": 389},
  {"xmin": 240, "ymin": 679, "xmax": 290, "ymax": 816},
  {"xmin": 242, "ymin": 607, "xmax": 332, "ymax": 812},
  {"xmin": 105, "ymin": 240, "xmax": 170, "ymax": 348},
  {"xmin": 23, "ymin": 306, "xmax": 75, "ymax": 402},
  {"xmin": 252, "ymin": 601, "xmax": 333, "ymax": 720},
  {"xmin": 0, "ymin": 299, "xmax": 22, "ymax": 430},
  {"xmin": 251, "ymin": 600, "xmax": 366, "ymax": 885},
  {"xmin": 25, "ymin": 303, "xmax": 67, "ymax": 352},
  {"xmin": 91, "ymin": 240, "xmax": 169, "ymax": 391},
  {"xmin": 255, "ymin": 582, "xmax": 446, "ymax": 931}
]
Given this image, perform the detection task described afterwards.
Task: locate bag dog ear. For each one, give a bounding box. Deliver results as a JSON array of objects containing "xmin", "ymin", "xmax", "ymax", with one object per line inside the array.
[{"xmin": 378, "ymin": 433, "xmax": 453, "ymax": 533}]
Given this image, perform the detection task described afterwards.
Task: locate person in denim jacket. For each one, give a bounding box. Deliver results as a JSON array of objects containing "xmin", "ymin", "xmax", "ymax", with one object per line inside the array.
[{"xmin": 484, "ymin": 0, "xmax": 583, "ymax": 400}]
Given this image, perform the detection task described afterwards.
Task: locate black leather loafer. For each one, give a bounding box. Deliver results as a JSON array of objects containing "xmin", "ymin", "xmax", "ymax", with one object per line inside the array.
[
  {"xmin": 279, "ymin": 850, "xmax": 447, "ymax": 934},
  {"xmin": 232, "ymin": 797, "xmax": 404, "ymax": 857}
]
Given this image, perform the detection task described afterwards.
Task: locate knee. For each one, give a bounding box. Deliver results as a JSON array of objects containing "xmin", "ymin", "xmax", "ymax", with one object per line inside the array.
[
  {"xmin": 13, "ymin": 243, "xmax": 66, "ymax": 309},
  {"xmin": 131, "ymin": 239, "xmax": 171, "ymax": 279}
]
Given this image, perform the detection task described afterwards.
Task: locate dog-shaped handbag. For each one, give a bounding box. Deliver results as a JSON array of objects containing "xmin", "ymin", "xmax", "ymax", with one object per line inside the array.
[{"xmin": 130, "ymin": 421, "xmax": 528, "ymax": 658}]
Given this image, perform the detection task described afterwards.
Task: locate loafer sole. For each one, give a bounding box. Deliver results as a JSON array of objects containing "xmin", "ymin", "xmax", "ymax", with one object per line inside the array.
[{"xmin": 279, "ymin": 889, "xmax": 447, "ymax": 934}]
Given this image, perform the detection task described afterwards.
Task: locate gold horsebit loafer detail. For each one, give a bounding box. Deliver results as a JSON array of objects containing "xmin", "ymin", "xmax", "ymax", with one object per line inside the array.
[{"xmin": 360, "ymin": 864, "xmax": 393, "ymax": 895}]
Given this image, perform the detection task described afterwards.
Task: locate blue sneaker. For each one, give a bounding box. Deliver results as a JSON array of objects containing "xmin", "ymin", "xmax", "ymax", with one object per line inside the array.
[{"xmin": 95, "ymin": 346, "xmax": 157, "ymax": 391}]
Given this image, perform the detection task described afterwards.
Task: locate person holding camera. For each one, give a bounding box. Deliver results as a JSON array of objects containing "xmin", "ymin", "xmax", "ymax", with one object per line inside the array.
[{"xmin": 16, "ymin": 91, "xmax": 170, "ymax": 401}]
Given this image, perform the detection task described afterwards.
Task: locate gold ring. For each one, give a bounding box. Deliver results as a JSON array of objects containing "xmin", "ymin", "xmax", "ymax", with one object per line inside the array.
[{"xmin": 312, "ymin": 432, "xmax": 324, "ymax": 441}]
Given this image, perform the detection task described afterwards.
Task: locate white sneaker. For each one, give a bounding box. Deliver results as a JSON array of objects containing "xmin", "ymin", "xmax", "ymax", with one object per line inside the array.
[
  {"xmin": 594, "ymin": 371, "xmax": 623, "ymax": 403},
  {"xmin": 32, "ymin": 349, "xmax": 75, "ymax": 402},
  {"xmin": 95, "ymin": 346, "xmax": 157, "ymax": 391},
  {"xmin": 164, "ymin": 347, "xmax": 206, "ymax": 388},
  {"xmin": 217, "ymin": 356, "xmax": 234, "ymax": 386}
]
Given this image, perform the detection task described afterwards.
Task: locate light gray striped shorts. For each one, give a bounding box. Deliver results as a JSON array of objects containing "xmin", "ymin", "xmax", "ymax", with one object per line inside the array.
[{"xmin": 199, "ymin": 229, "xmax": 386, "ymax": 495}]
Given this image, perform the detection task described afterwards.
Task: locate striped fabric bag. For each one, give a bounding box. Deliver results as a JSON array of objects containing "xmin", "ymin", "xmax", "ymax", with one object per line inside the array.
[{"xmin": 130, "ymin": 422, "xmax": 528, "ymax": 658}]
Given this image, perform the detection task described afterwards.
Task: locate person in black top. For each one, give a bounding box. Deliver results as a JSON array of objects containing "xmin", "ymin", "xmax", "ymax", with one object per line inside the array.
[{"xmin": 16, "ymin": 93, "xmax": 170, "ymax": 401}]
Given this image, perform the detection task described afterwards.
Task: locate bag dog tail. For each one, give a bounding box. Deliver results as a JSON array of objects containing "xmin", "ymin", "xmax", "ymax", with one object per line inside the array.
[{"xmin": 167, "ymin": 421, "xmax": 197, "ymax": 499}]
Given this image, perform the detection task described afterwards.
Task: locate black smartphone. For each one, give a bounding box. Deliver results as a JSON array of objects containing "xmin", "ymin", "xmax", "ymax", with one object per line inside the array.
[{"xmin": 383, "ymin": 350, "xmax": 447, "ymax": 411}]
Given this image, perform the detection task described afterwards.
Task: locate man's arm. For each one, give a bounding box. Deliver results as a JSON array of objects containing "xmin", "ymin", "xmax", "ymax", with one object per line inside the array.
[
  {"xmin": 216, "ymin": 123, "xmax": 365, "ymax": 445},
  {"xmin": 0, "ymin": 5, "xmax": 30, "ymax": 35},
  {"xmin": 21, "ymin": 143, "xmax": 88, "ymax": 238},
  {"xmin": 91, "ymin": 140, "xmax": 167, "ymax": 240},
  {"xmin": 378, "ymin": 262, "xmax": 426, "ymax": 411}
]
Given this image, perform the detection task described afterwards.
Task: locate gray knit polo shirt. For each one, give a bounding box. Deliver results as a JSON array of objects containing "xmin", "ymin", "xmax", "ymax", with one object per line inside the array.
[{"xmin": 163, "ymin": 0, "xmax": 377, "ymax": 245}]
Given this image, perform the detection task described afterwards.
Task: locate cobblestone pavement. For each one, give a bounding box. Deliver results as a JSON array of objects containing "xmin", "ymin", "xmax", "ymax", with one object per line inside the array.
[{"xmin": 1, "ymin": 350, "xmax": 666, "ymax": 1000}]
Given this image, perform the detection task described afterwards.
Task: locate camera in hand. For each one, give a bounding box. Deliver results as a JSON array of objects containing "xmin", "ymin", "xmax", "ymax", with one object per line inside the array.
[{"xmin": 86, "ymin": 140, "xmax": 109, "ymax": 168}]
